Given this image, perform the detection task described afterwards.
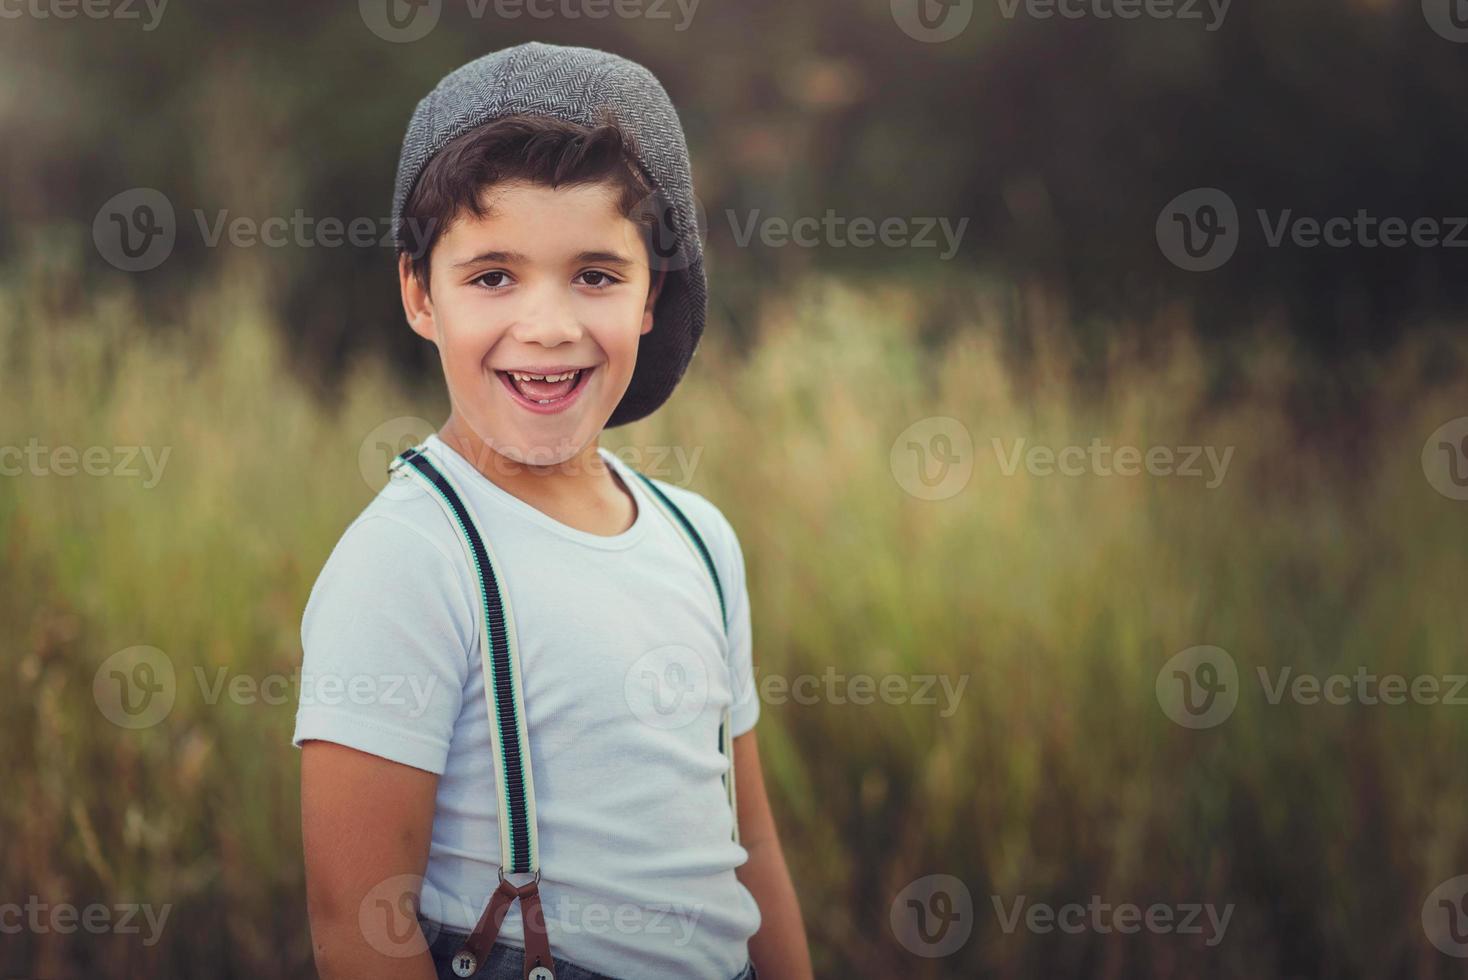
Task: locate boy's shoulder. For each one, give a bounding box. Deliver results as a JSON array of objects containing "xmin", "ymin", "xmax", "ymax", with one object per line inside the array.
[
  {"xmin": 345, "ymin": 467, "xmax": 472, "ymax": 563},
  {"xmin": 303, "ymin": 471, "xmax": 479, "ymax": 615},
  {"xmin": 615, "ymin": 458, "xmax": 740, "ymax": 547},
  {"xmin": 312, "ymin": 450, "xmax": 746, "ymax": 598},
  {"xmin": 620, "ymin": 463, "xmax": 748, "ymax": 592}
]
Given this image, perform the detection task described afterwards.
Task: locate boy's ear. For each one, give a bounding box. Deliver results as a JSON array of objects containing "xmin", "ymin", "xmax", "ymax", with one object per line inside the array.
[
  {"xmin": 398, "ymin": 252, "xmax": 437, "ymax": 343},
  {"xmin": 640, "ymin": 269, "xmax": 666, "ymax": 337}
]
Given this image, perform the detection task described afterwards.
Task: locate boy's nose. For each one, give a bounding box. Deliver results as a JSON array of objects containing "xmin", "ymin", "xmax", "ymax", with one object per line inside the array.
[{"xmin": 506, "ymin": 293, "xmax": 583, "ymax": 347}]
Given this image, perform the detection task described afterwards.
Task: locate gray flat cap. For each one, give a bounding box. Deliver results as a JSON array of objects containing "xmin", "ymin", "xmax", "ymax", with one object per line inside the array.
[{"xmin": 391, "ymin": 41, "xmax": 706, "ymax": 429}]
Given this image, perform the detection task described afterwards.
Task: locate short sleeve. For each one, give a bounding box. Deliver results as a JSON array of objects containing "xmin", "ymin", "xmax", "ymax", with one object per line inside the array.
[
  {"xmin": 709, "ymin": 508, "xmax": 760, "ymax": 738},
  {"xmin": 292, "ymin": 514, "xmax": 474, "ymax": 774}
]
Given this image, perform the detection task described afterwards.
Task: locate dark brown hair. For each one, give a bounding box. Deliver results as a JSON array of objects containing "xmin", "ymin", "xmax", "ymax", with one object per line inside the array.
[{"xmin": 397, "ymin": 112, "xmax": 659, "ymax": 290}]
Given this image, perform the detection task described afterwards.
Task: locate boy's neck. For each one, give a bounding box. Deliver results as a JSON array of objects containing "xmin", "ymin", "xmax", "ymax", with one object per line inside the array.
[{"xmin": 437, "ymin": 414, "xmax": 637, "ymax": 535}]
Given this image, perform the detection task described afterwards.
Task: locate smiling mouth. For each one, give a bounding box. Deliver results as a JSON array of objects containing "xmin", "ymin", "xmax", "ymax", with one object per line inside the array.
[{"xmin": 495, "ymin": 366, "xmax": 596, "ymax": 413}]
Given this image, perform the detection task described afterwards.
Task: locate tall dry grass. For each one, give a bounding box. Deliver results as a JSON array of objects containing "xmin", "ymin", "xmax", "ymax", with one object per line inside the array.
[{"xmin": 2, "ymin": 254, "xmax": 1466, "ymax": 978}]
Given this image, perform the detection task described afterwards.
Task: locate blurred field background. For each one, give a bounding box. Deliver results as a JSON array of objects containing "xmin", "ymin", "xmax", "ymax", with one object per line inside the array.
[
  {"xmin": 4, "ymin": 0, "xmax": 1468, "ymax": 978},
  {"xmin": 5, "ymin": 256, "xmax": 1468, "ymax": 978}
]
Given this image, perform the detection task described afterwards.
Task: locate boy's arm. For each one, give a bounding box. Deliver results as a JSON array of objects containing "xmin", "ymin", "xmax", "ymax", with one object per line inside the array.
[
  {"xmin": 301, "ymin": 740, "xmax": 441, "ymax": 980},
  {"xmin": 733, "ymin": 730, "xmax": 814, "ymax": 980}
]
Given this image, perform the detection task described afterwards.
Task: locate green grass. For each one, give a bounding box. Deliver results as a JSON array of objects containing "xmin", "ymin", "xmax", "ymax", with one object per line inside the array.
[{"xmin": 3, "ymin": 256, "xmax": 1467, "ymax": 978}]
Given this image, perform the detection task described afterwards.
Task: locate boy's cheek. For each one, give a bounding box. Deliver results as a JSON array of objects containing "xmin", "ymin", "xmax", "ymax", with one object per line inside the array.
[{"xmin": 438, "ymin": 326, "xmax": 496, "ymax": 372}]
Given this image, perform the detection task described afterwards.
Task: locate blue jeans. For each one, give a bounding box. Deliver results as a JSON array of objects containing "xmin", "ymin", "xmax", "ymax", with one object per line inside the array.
[{"xmin": 418, "ymin": 917, "xmax": 757, "ymax": 980}]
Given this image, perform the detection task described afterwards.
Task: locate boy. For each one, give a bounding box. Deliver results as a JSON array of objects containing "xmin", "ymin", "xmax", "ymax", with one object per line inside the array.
[{"xmin": 293, "ymin": 42, "xmax": 812, "ymax": 980}]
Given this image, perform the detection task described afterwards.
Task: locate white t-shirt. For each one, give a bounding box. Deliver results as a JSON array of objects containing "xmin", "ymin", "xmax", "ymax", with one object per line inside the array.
[{"xmin": 292, "ymin": 434, "xmax": 762, "ymax": 980}]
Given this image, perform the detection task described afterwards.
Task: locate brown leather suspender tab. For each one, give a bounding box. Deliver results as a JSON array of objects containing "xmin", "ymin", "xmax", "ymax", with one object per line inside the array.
[
  {"xmin": 519, "ymin": 882, "xmax": 554, "ymax": 979},
  {"xmin": 451, "ymin": 871, "xmax": 554, "ymax": 978}
]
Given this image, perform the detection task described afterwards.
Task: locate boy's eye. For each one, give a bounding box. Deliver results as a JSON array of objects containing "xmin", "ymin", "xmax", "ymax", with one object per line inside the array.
[
  {"xmin": 470, "ymin": 270, "xmax": 621, "ymax": 290},
  {"xmin": 471, "ymin": 270, "xmax": 511, "ymax": 290},
  {"xmin": 578, "ymin": 270, "xmax": 620, "ymax": 289}
]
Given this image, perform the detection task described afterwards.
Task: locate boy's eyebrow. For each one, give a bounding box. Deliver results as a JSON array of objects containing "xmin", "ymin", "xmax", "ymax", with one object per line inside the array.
[{"xmin": 451, "ymin": 249, "xmax": 637, "ymax": 270}]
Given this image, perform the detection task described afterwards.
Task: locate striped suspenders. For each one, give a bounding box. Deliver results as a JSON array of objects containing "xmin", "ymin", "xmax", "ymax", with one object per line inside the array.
[
  {"xmin": 389, "ymin": 444, "xmax": 739, "ymax": 980},
  {"xmin": 627, "ymin": 468, "xmax": 740, "ymax": 845}
]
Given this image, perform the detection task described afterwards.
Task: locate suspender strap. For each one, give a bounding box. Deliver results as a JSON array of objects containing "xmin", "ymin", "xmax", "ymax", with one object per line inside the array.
[
  {"xmin": 390, "ymin": 445, "xmax": 552, "ymax": 980},
  {"xmin": 388, "ymin": 442, "xmax": 744, "ymax": 979},
  {"xmin": 453, "ymin": 869, "xmax": 554, "ymax": 980},
  {"xmin": 628, "ymin": 471, "xmax": 727, "ymax": 624},
  {"xmin": 628, "ymin": 469, "xmax": 741, "ymax": 846}
]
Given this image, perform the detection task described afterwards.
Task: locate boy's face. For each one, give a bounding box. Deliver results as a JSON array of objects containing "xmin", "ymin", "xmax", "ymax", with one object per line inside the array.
[{"xmin": 399, "ymin": 178, "xmax": 662, "ymax": 467}]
